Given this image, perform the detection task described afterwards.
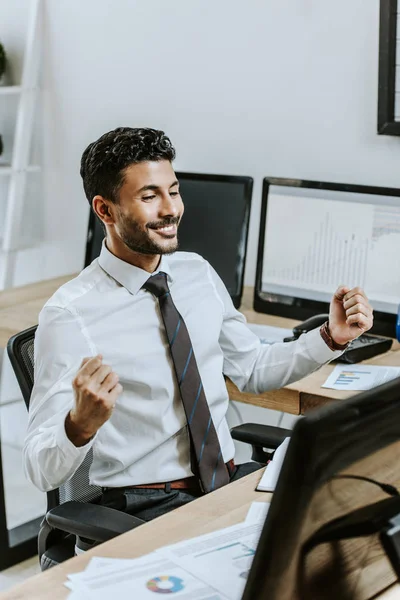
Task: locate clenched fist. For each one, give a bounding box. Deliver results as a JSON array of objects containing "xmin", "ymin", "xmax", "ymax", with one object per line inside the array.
[
  {"xmin": 329, "ymin": 286, "xmax": 374, "ymax": 346},
  {"xmin": 65, "ymin": 355, "xmax": 123, "ymax": 447}
]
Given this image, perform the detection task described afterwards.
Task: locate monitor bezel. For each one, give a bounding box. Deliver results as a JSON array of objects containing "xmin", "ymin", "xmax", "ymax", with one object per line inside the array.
[
  {"xmin": 84, "ymin": 171, "xmax": 253, "ymax": 309},
  {"xmin": 243, "ymin": 375, "xmax": 400, "ymax": 599},
  {"xmin": 253, "ymin": 177, "xmax": 400, "ymax": 337}
]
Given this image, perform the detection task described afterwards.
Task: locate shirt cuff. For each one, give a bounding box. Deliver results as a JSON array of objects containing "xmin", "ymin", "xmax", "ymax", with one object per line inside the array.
[
  {"xmin": 303, "ymin": 327, "xmax": 345, "ymax": 364},
  {"xmin": 55, "ymin": 411, "xmax": 96, "ymax": 460}
]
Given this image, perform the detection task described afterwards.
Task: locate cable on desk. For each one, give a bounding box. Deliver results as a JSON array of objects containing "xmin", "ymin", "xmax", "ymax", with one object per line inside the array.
[{"xmin": 332, "ymin": 474, "xmax": 400, "ymax": 497}]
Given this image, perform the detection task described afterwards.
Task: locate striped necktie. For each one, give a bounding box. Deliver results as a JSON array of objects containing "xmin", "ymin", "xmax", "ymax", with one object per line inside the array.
[{"xmin": 143, "ymin": 272, "xmax": 230, "ymax": 493}]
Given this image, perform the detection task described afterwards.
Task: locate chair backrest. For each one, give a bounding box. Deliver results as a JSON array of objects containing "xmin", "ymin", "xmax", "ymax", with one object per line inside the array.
[
  {"xmin": 7, "ymin": 325, "xmax": 37, "ymax": 410},
  {"xmin": 7, "ymin": 326, "xmax": 102, "ymax": 510}
]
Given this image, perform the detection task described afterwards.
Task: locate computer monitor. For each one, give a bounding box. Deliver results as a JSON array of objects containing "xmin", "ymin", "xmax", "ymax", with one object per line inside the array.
[
  {"xmin": 243, "ymin": 376, "xmax": 400, "ymax": 599},
  {"xmin": 254, "ymin": 177, "xmax": 400, "ymax": 336},
  {"xmin": 84, "ymin": 172, "xmax": 253, "ymax": 308}
]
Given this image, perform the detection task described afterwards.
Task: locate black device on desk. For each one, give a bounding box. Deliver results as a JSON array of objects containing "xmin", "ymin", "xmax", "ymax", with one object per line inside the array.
[{"xmin": 283, "ymin": 313, "xmax": 393, "ymax": 363}]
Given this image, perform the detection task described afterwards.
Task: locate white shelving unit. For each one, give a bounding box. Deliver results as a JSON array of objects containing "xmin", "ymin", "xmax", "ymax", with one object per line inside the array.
[{"xmin": 0, "ymin": 0, "xmax": 41, "ymax": 289}]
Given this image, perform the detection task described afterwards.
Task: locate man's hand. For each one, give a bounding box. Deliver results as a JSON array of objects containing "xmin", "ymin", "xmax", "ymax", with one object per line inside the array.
[
  {"xmin": 328, "ymin": 286, "xmax": 374, "ymax": 346},
  {"xmin": 65, "ymin": 355, "xmax": 123, "ymax": 447}
]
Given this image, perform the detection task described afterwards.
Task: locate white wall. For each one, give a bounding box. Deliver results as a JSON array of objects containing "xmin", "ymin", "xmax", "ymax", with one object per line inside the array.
[{"xmin": 1, "ymin": 0, "xmax": 400, "ymax": 286}]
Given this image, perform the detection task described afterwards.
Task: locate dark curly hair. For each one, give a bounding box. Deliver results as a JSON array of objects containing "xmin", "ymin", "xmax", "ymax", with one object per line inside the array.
[{"xmin": 80, "ymin": 127, "xmax": 176, "ymax": 205}]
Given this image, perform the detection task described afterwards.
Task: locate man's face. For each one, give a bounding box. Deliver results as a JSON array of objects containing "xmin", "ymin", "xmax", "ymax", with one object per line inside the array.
[{"xmin": 114, "ymin": 160, "xmax": 184, "ymax": 255}]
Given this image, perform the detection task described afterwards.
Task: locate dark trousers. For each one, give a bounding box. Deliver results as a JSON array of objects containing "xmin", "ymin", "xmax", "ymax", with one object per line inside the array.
[{"xmin": 100, "ymin": 461, "xmax": 263, "ymax": 522}]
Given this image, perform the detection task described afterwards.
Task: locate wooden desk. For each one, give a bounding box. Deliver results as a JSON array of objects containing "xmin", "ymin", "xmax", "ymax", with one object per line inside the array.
[
  {"xmin": 0, "ymin": 274, "xmax": 74, "ymax": 348},
  {"xmin": 0, "ymin": 469, "xmax": 399, "ymax": 600}
]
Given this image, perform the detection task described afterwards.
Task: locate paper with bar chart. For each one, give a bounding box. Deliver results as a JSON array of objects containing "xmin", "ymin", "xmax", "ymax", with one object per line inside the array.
[
  {"xmin": 322, "ymin": 364, "xmax": 400, "ymax": 391},
  {"xmin": 262, "ymin": 192, "xmax": 400, "ymax": 314}
]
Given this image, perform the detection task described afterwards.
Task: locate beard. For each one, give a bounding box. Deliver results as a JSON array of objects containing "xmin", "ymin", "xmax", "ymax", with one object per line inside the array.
[{"xmin": 117, "ymin": 212, "xmax": 180, "ymax": 256}]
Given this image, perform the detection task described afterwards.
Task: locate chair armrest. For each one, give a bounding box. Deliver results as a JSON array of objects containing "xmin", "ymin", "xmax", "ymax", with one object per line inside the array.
[
  {"xmin": 231, "ymin": 423, "xmax": 291, "ymax": 450},
  {"xmin": 46, "ymin": 501, "xmax": 144, "ymax": 543}
]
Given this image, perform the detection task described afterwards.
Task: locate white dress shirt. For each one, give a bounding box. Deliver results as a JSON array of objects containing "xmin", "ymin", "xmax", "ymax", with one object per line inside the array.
[{"xmin": 24, "ymin": 244, "xmax": 342, "ymax": 491}]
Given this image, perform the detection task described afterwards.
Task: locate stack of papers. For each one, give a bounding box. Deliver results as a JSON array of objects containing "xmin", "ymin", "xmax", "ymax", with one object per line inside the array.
[{"xmin": 65, "ymin": 501, "xmax": 270, "ymax": 599}]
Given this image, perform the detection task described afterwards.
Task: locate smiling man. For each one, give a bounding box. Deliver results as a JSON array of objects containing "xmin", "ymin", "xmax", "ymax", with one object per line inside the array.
[
  {"xmin": 24, "ymin": 127, "xmax": 374, "ymax": 524},
  {"xmin": 100, "ymin": 161, "xmax": 182, "ymax": 265}
]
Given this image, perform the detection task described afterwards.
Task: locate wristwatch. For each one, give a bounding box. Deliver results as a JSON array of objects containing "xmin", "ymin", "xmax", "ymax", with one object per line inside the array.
[{"xmin": 320, "ymin": 321, "xmax": 349, "ymax": 351}]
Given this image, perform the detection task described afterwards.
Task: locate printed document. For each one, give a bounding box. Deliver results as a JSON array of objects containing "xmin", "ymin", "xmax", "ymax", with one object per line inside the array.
[
  {"xmin": 157, "ymin": 521, "xmax": 263, "ymax": 599},
  {"xmin": 245, "ymin": 501, "xmax": 270, "ymax": 524},
  {"xmin": 65, "ymin": 502, "xmax": 270, "ymax": 599},
  {"xmin": 322, "ymin": 364, "xmax": 400, "ymax": 391},
  {"xmin": 66, "ymin": 552, "xmax": 226, "ymax": 599}
]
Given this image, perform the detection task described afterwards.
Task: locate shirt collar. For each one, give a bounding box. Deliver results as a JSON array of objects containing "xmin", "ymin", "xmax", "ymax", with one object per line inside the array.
[{"xmin": 98, "ymin": 240, "xmax": 173, "ymax": 295}]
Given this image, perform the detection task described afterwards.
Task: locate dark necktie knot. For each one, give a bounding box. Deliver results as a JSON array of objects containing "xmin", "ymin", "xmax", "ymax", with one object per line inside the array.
[{"xmin": 143, "ymin": 272, "xmax": 169, "ymax": 298}]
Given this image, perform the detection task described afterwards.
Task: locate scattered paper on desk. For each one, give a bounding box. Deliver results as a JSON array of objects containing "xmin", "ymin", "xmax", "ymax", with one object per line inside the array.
[
  {"xmin": 67, "ymin": 556, "xmax": 136, "ymax": 581},
  {"xmin": 256, "ymin": 437, "xmax": 290, "ymax": 492},
  {"xmin": 65, "ymin": 501, "xmax": 272, "ymax": 599},
  {"xmin": 246, "ymin": 323, "xmax": 292, "ymax": 345},
  {"xmin": 157, "ymin": 521, "xmax": 263, "ymax": 600},
  {"xmin": 245, "ymin": 501, "xmax": 270, "ymax": 524},
  {"xmin": 66, "ymin": 552, "xmax": 157, "ymax": 592},
  {"xmin": 322, "ymin": 364, "xmax": 400, "ymax": 391},
  {"xmin": 66, "ymin": 552, "xmax": 226, "ymax": 599},
  {"xmin": 65, "ymin": 519, "xmax": 265, "ymax": 600}
]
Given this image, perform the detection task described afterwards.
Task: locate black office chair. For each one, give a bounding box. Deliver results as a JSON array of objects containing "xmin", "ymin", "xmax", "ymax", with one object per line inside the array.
[{"xmin": 7, "ymin": 326, "xmax": 290, "ymax": 570}]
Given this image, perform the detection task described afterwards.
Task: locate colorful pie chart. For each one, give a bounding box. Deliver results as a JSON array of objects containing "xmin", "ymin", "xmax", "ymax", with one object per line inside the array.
[{"xmin": 146, "ymin": 575, "xmax": 185, "ymax": 594}]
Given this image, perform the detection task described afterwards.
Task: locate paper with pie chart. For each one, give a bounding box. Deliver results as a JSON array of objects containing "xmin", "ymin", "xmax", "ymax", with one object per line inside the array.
[
  {"xmin": 63, "ymin": 503, "xmax": 269, "ymax": 599},
  {"xmin": 156, "ymin": 520, "xmax": 264, "ymax": 599},
  {"xmin": 65, "ymin": 552, "xmax": 227, "ymax": 599}
]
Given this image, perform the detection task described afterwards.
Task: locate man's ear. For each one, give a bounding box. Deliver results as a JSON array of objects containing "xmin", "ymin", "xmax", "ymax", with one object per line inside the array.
[{"xmin": 92, "ymin": 196, "xmax": 115, "ymax": 225}]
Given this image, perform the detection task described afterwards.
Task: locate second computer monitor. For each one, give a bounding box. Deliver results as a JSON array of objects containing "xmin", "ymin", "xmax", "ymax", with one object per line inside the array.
[
  {"xmin": 254, "ymin": 177, "xmax": 400, "ymax": 336},
  {"xmin": 85, "ymin": 172, "xmax": 253, "ymax": 308}
]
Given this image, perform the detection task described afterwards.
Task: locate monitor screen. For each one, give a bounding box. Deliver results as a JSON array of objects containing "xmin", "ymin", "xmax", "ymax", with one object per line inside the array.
[
  {"xmin": 254, "ymin": 178, "xmax": 400, "ymax": 336},
  {"xmin": 243, "ymin": 376, "xmax": 400, "ymax": 600},
  {"xmin": 84, "ymin": 172, "xmax": 253, "ymax": 308}
]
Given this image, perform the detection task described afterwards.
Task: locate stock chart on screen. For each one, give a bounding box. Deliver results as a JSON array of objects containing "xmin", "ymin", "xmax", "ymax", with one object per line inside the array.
[{"xmin": 261, "ymin": 186, "xmax": 400, "ymax": 315}]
